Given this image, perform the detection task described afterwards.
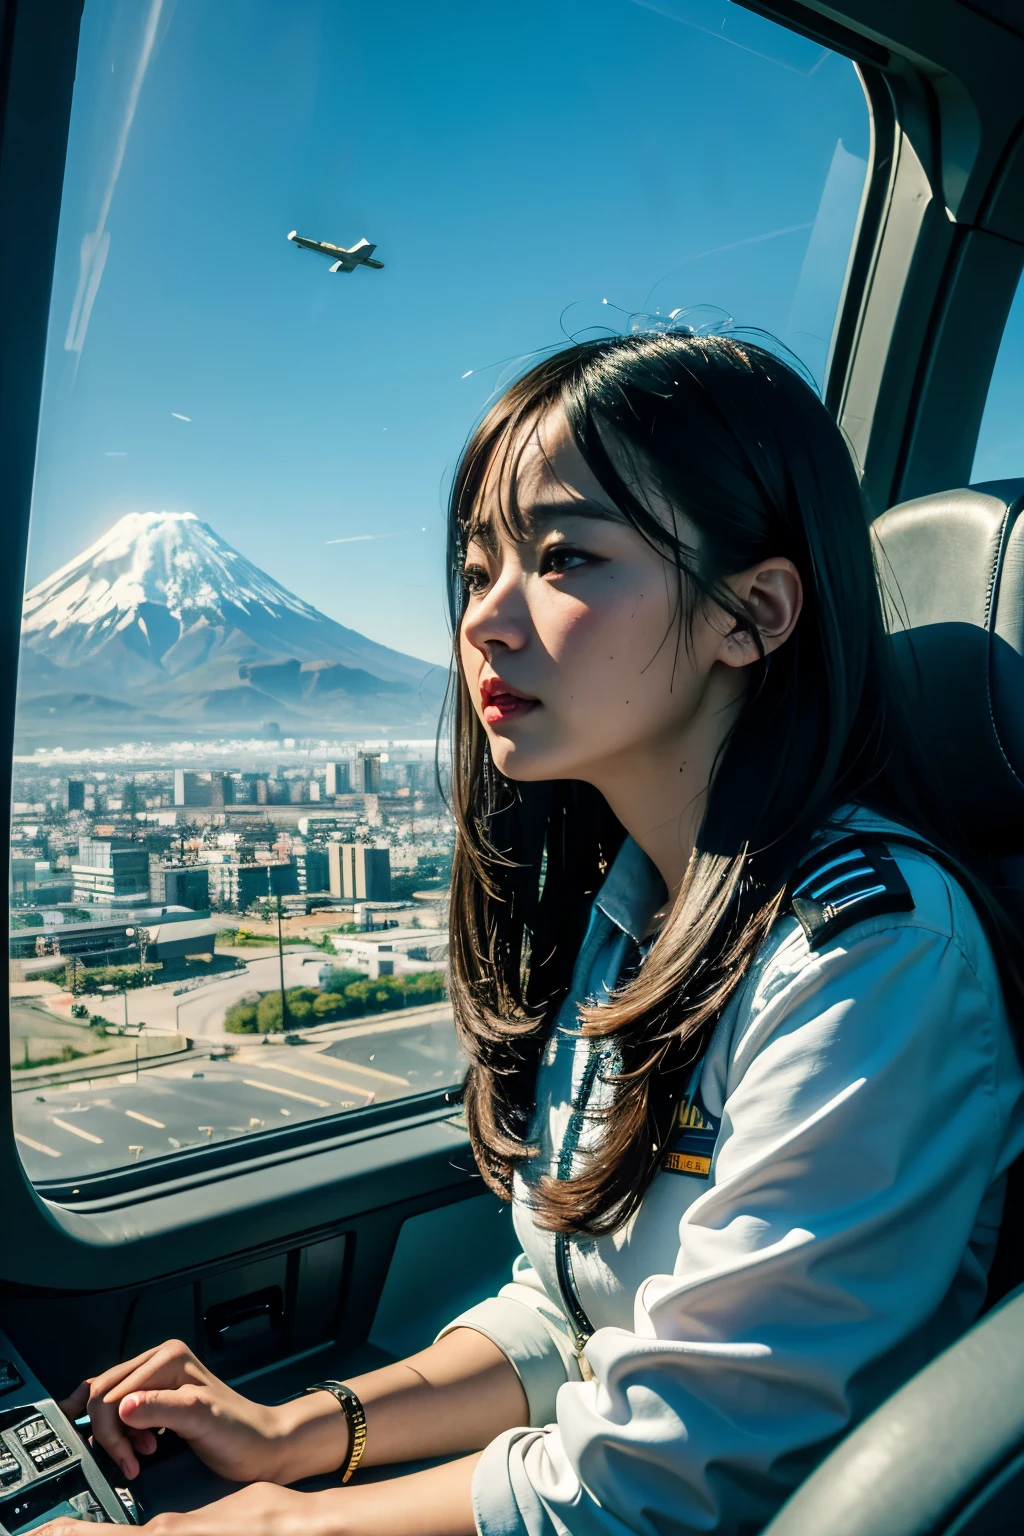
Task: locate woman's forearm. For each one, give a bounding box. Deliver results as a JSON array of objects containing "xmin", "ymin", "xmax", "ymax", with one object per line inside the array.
[
  {"xmin": 313, "ymin": 1454, "xmax": 481, "ymax": 1536},
  {"xmin": 276, "ymin": 1327, "xmax": 526, "ymax": 1481}
]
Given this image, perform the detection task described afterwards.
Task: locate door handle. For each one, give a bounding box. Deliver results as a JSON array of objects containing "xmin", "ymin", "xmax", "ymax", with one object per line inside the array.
[{"xmin": 204, "ymin": 1287, "xmax": 283, "ymax": 1349}]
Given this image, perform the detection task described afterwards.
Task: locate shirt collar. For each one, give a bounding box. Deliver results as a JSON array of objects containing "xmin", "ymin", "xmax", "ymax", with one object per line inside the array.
[{"xmin": 594, "ymin": 835, "xmax": 667, "ymax": 944}]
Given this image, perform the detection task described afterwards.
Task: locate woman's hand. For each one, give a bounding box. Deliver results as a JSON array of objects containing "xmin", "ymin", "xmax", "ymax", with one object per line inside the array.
[
  {"xmin": 31, "ymin": 1483, "xmax": 330, "ymax": 1536},
  {"xmin": 29, "ymin": 1457, "xmax": 480, "ymax": 1536},
  {"xmin": 59, "ymin": 1340, "xmax": 311, "ymax": 1484}
]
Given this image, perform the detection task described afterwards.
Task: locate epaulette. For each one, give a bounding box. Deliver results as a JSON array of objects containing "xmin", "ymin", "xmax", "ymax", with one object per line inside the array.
[{"xmin": 790, "ymin": 834, "xmax": 914, "ymax": 949}]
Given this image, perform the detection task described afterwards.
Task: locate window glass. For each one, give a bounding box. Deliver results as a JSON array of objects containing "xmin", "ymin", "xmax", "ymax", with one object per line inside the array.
[
  {"xmin": 972, "ymin": 271, "xmax": 1024, "ymax": 482},
  {"xmin": 11, "ymin": 0, "xmax": 868, "ymax": 1185}
]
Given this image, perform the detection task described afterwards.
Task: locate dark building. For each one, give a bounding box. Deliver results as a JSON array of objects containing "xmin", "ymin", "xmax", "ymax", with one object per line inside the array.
[
  {"xmin": 67, "ymin": 779, "xmax": 86, "ymax": 811},
  {"xmin": 204, "ymin": 858, "xmax": 298, "ymax": 910},
  {"xmin": 163, "ymin": 864, "xmax": 211, "ymax": 910},
  {"xmin": 354, "ymin": 752, "xmax": 382, "ymax": 793},
  {"xmin": 325, "ymin": 761, "xmax": 351, "ymax": 797},
  {"xmin": 174, "ymin": 770, "xmax": 234, "ymax": 808},
  {"xmin": 295, "ymin": 847, "xmax": 330, "ymax": 894}
]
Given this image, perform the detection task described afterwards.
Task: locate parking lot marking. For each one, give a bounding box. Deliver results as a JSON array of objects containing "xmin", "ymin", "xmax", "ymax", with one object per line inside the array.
[
  {"xmin": 243, "ymin": 1059, "xmax": 389, "ymax": 1097},
  {"xmin": 318, "ymin": 1056, "xmax": 409, "ymax": 1087},
  {"xmin": 15, "ymin": 1132, "xmax": 61, "ymax": 1158},
  {"xmin": 125, "ymin": 1110, "xmax": 166, "ymax": 1129},
  {"xmin": 51, "ymin": 1117, "xmax": 103, "ymax": 1144},
  {"xmin": 241, "ymin": 1078, "xmax": 331, "ymax": 1108}
]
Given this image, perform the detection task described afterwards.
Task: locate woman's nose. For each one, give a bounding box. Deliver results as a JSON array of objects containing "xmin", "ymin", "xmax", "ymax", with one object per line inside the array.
[{"xmin": 461, "ymin": 569, "xmax": 529, "ymax": 654}]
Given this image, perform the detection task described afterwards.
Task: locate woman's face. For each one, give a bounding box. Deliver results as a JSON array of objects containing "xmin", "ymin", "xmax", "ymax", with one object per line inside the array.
[{"xmin": 458, "ymin": 406, "xmax": 790, "ymax": 789}]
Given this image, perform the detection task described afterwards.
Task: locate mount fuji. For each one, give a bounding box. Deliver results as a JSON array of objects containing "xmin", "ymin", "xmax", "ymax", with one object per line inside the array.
[{"xmin": 18, "ymin": 512, "xmax": 446, "ymax": 741}]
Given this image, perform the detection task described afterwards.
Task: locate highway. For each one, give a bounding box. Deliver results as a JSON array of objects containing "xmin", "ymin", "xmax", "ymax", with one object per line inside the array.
[{"xmin": 12, "ymin": 1005, "xmax": 464, "ymax": 1182}]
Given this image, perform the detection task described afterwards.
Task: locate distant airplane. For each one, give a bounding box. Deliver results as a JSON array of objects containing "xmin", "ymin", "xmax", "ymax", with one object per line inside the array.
[{"xmin": 286, "ymin": 230, "xmax": 384, "ymax": 274}]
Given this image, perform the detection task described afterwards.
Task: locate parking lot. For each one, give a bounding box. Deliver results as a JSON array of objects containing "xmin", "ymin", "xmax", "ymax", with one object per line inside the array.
[{"xmin": 12, "ymin": 1006, "xmax": 463, "ymax": 1180}]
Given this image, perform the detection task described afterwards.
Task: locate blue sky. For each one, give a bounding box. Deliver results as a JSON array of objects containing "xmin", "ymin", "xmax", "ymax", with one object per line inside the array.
[
  {"xmin": 974, "ymin": 278, "xmax": 1024, "ymax": 485},
  {"xmin": 30, "ymin": 0, "xmax": 874, "ymax": 665}
]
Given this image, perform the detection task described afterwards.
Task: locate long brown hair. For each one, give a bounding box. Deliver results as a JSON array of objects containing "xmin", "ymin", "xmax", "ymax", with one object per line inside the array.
[{"xmin": 444, "ymin": 332, "xmax": 1019, "ymax": 1236}]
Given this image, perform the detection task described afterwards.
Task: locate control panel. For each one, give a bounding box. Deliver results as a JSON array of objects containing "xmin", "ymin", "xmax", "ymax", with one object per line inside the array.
[{"xmin": 0, "ymin": 1335, "xmax": 136, "ymax": 1534}]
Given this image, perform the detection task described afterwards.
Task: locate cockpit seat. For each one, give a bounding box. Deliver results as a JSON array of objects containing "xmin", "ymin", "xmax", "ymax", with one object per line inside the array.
[
  {"xmin": 873, "ymin": 478, "xmax": 1024, "ymax": 869},
  {"xmin": 763, "ymin": 479, "xmax": 1024, "ymax": 1535}
]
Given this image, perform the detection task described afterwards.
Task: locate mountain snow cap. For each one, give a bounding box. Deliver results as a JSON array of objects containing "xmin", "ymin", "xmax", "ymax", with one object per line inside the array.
[{"xmin": 23, "ymin": 510, "xmax": 319, "ymax": 640}]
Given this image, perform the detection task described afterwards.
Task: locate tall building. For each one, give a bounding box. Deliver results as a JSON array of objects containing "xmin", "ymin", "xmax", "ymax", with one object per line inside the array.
[
  {"xmin": 356, "ymin": 752, "xmax": 381, "ymax": 794},
  {"xmin": 325, "ymin": 762, "xmax": 351, "ymax": 797},
  {"xmin": 328, "ymin": 843, "xmax": 391, "ymax": 901},
  {"xmin": 210, "ymin": 773, "xmax": 233, "ymax": 808},
  {"xmin": 174, "ymin": 770, "xmax": 233, "ymax": 808},
  {"xmin": 163, "ymin": 865, "xmax": 211, "ymax": 910},
  {"xmin": 72, "ymin": 837, "xmax": 150, "ymax": 905},
  {"xmin": 67, "ymin": 779, "xmax": 86, "ymax": 811},
  {"xmin": 174, "ymin": 770, "xmax": 208, "ymax": 807}
]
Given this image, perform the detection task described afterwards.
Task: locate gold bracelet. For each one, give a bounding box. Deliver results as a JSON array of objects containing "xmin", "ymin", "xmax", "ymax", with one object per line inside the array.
[{"xmin": 304, "ymin": 1380, "xmax": 368, "ymax": 1483}]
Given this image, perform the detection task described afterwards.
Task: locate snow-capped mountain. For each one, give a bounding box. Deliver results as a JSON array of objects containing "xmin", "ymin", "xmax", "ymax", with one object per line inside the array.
[{"xmin": 18, "ymin": 512, "xmax": 445, "ymax": 740}]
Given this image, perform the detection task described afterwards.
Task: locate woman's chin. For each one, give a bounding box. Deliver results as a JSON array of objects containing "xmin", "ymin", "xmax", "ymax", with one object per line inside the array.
[{"xmin": 486, "ymin": 734, "xmax": 589, "ymax": 784}]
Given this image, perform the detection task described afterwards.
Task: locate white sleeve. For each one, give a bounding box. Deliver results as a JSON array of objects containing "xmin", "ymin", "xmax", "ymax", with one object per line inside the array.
[{"xmin": 472, "ymin": 923, "xmax": 1012, "ymax": 1536}]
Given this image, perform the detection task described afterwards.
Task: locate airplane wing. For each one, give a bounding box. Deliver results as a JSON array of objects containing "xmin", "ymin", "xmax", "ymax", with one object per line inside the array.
[{"xmin": 329, "ymin": 258, "xmax": 356, "ymax": 274}]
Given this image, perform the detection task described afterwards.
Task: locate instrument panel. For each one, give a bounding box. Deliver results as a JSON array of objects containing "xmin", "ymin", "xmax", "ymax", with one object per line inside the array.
[{"xmin": 0, "ymin": 1336, "xmax": 137, "ymax": 1534}]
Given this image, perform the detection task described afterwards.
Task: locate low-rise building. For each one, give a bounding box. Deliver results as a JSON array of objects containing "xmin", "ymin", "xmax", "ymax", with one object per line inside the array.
[
  {"xmin": 326, "ymin": 926, "xmax": 448, "ymax": 979},
  {"xmin": 202, "ymin": 856, "xmax": 298, "ymax": 910}
]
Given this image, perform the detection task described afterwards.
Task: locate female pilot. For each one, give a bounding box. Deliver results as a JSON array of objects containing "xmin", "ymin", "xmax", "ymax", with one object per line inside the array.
[{"xmin": 51, "ymin": 333, "xmax": 1024, "ymax": 1536}]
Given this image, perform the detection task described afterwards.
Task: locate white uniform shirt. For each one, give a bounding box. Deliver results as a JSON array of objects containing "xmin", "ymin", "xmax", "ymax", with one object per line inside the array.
[{"xmin": 440, "ymin": 813, "xmax": 1024, "ymax": 1536}]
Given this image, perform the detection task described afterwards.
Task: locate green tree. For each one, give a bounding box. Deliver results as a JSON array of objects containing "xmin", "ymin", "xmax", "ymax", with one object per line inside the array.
[
  {"xmin": 224, "ymin": 1001, "xmax": 259, "ymax": 1033},
  {"xmin": 318, "ymin": 966, "xmax": 364, "ymax": 993},
  {"xmin": 256, "ymin": 992, "xmax": 285, "ymax": 1032}
]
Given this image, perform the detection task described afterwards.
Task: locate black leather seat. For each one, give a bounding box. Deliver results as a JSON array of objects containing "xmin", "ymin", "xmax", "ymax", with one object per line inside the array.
[
  {"xmin": 874, "ymin": 478, "xmax": 1024, "ymax": 859},
  {"xmin": 764, "ymin": 479, "xmax": 1024, "ymax": 1536}
]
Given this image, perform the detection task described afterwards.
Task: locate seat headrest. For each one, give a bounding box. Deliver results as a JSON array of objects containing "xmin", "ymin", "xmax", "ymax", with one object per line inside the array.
[{"xmin": 872, "ymin": 479, "xmax": 1024, "ymax": 856}]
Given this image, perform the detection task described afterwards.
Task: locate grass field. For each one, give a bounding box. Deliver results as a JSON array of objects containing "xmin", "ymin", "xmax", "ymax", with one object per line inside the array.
[{"xmin": 8, "ymin": 1003, "xmax": 111, "ymax": 1071}]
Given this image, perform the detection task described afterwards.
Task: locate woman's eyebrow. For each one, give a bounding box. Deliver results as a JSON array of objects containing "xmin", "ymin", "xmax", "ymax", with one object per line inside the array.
[
  {"xmin": 465, "ymin": 500, "xmax": 622, "ymax": 556},
  {"xmin": 527, "ymin": 500, "xmax": 623, "ymax": 530}
]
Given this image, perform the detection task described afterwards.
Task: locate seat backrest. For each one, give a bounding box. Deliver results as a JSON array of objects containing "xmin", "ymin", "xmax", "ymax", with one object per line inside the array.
[{"xmin": 872, "ymin": 479, "xmax": 1024, "ymax": 862}]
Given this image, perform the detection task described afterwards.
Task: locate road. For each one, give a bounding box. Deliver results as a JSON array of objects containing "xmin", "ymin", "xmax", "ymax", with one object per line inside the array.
[
  {"xmin": 117, "ymin": 947, "xmax": 334, "ymax": 1044},
  {"xmin": 12, "ymin": 1005, "xmax": 464, "ymax": 1182}
]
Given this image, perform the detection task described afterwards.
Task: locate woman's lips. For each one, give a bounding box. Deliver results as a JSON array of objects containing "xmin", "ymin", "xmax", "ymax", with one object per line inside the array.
[
  {"xmin": 482, "ymin": 693, "xmax": 539, "ymax": 724},
  {"xmin": 480, "ymin": 679, "xmax": 539, "ymax": 725}
]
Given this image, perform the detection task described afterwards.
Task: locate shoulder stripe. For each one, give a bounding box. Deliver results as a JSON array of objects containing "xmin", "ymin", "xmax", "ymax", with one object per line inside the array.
[{"xmin": 790, "ymin": 836, "xmax": 914, "ymax": 950}]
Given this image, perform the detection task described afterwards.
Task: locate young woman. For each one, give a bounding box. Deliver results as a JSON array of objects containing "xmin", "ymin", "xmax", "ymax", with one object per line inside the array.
[{"xmin": 47, "ymin": 334, "xmax": 1024, "ymax": 1536}]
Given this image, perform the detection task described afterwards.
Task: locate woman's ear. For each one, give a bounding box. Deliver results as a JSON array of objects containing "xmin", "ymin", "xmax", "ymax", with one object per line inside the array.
[{"xmin": 718, "ymin": 558, "xmax": 803, "ymax": 669}]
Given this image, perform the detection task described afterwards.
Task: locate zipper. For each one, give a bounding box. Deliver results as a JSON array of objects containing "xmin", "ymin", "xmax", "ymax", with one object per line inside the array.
[{"xmin": 552, "ymin": 1039, "xmax": 604, "ymax": 1379}]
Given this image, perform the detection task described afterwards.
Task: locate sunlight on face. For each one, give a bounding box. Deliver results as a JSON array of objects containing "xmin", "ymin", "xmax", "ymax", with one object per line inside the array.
[{"xmin": 457, "ymin": 406, "xmax": 740, "ymax": 787}]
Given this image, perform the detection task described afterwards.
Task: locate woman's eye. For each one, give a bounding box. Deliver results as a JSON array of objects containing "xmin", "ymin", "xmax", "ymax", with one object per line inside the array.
[
  {"xmin": 541, "ymin": 544, "xmax": 593, "ymax": 576},
  {"xmin": 460, "ymin": 563, "xmax": 490, "ymax": 595}
]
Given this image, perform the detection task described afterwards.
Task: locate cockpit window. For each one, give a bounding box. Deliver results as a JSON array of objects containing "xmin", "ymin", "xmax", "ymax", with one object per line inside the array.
[
  {"xmin": 9, "ymin": 0, "xmax": 868, "ymax": 1188},
  {"xmin": 973, "ymin": 270, "xmax": 1024, "ymax": 482}
]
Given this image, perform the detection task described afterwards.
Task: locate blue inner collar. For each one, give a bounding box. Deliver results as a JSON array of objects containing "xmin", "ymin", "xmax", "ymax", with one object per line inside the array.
[{"xmin": 593, "ymin": 835, "xmax": 667, "ymax": 944}]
